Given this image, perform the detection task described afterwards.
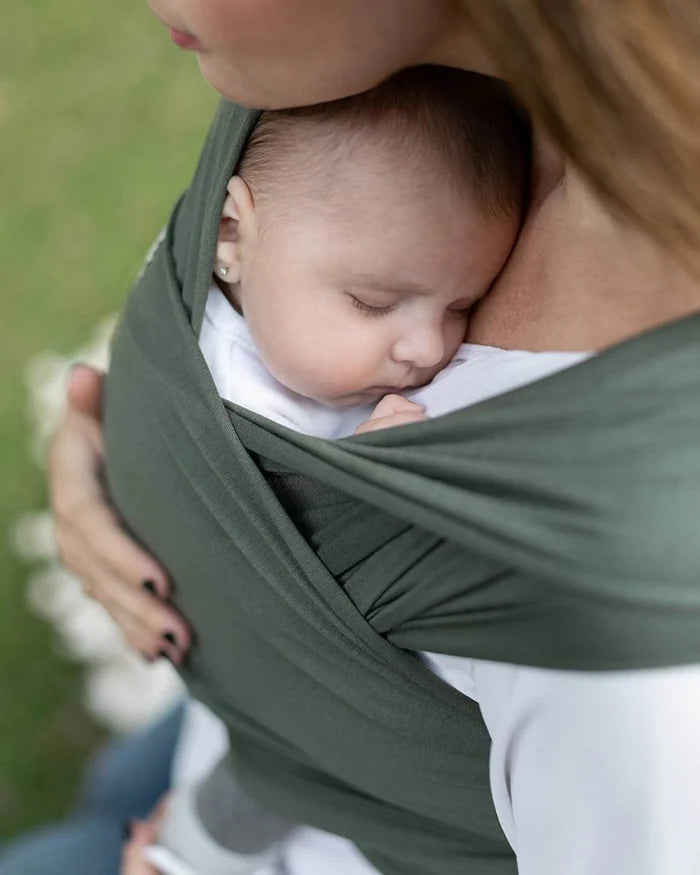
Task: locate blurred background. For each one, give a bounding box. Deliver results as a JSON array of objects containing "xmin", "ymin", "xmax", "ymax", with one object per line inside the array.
[{"xmin": 0, "ymin": 0, "xmax": 216, "ymax": 839}]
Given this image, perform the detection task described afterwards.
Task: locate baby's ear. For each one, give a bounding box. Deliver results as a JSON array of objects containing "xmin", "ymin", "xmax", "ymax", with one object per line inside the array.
[{"xmin": 215, "ymin": 176, "xmax": 255, "ymax": 283}]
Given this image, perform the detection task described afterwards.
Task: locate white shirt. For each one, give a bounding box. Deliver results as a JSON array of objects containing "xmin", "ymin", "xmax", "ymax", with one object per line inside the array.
[{"xmin": 172, "ymin": 286, "xmax": 700, "ymax": 875}]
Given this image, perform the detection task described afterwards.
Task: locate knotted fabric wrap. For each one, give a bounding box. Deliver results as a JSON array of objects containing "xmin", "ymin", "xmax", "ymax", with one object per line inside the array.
[{"xmin": 104, "ymin": 99, "xmax": 700, "ymax": 874}]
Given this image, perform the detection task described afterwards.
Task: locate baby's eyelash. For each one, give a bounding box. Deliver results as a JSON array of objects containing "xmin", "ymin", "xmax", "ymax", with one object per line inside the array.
[{"xmin": 350, "ymin": 296, "xmax": 396, "ymax": 317}]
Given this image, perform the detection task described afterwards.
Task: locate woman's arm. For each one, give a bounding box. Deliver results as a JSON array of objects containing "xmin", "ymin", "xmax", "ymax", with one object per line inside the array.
[
  {"xmin": 473, "ymin": 659, "xmax": 700, "ymax": 874},
  {"xmin": 48, "ymin": 364, "xmax": 190, "ymax": 662}
]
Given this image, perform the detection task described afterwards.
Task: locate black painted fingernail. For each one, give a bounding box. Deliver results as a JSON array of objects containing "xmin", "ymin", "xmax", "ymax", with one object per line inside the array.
[
  {"xmin": 162, "ymin": 631, "xmax": 178, "ymax": 647},
  {"xmin": 141, "ymin": 579, "xmax": 158, "ymax": 595},
  {"xmin": 121, "ymin": 820, "xmax": 131, "ymax": 840}
]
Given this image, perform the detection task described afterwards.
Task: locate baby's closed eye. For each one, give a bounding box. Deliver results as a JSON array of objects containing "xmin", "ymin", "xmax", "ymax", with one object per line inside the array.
[{"xmin": 349, "ymin": 295, "xmax": 397, "ymax": 317}]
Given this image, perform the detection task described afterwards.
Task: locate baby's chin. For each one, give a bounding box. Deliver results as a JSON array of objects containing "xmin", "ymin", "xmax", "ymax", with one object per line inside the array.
[
  {"xmin": 311, "ymin": 388, "xmax": 385, "ymax": 409},
  {"xmin": 315, "ymin": 381, "xmax": 438, "ymax": 408}
]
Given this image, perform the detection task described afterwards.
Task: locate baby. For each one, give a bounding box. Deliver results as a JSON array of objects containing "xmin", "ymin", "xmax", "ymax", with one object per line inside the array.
[
  {"xmin": 204, "ymin": 64, "xmax": 529, "ymax": 438},
  {"xmin": 148, "ymin": 65, "xmax": 530, "ymax": 874}
]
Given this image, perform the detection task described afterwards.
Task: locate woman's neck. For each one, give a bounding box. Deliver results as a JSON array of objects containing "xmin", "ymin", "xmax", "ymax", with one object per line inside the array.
[{"xmin": 467, "ymin": 164, "xmax": 700, "ymax": 352}]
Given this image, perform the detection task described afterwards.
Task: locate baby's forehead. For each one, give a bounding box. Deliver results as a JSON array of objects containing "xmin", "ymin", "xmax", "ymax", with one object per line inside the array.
[{"xmin": 247, "ymin": 126, "xmax": 479, "ymax": 226}]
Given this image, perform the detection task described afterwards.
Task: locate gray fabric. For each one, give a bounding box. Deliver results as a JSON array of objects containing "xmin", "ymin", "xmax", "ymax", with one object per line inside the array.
[
  {"xmin": 160, "ymin": 764, "xmax": 293, "ymax": 875},
  {"xmin": 195, "ymin": 757, "xmax": 295, "ymax": 853}
]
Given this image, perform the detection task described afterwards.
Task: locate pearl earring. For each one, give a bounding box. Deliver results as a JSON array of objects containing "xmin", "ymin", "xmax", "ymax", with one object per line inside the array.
[{"xmin": 217, "ymin": 264, "xmax": 229, "ymax": 279}]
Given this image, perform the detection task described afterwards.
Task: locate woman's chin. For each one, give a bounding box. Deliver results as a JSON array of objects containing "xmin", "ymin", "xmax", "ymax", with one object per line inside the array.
[
  {"xmin": 195, "ymin": 56, "xmax": 291, "ymax": 108},
  {"xmin": 197, "ymin": 55, "xmax": 394, "ymax": 111}
]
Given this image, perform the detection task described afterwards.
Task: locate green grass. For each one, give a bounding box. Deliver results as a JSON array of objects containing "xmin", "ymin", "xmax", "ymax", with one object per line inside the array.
[{"xmin": 0, "ymin": 0, "xmax": 215, "ymax": 838}]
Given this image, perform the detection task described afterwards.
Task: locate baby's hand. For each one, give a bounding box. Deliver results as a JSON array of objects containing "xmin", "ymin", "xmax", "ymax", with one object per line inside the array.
[{"xmin": 354, "ymin": 394, "xmax": 428, "ymax": 435}]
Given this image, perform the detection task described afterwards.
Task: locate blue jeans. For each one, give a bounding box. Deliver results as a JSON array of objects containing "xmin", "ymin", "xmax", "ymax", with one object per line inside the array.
[{"xmin": 0, "ymin": 703, "xmax": 184, "ymax": 875}]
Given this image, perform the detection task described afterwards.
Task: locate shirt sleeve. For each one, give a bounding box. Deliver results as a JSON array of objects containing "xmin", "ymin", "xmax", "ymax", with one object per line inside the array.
[{"xmin": 472, "ymin": 659, "xmax": 700, "ymax": 875}]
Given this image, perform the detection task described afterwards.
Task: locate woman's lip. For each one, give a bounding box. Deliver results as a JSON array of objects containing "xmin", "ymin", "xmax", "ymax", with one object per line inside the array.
[{"xmin": 168, "ymin": 27, "xmax": 202, "ymax": 50}]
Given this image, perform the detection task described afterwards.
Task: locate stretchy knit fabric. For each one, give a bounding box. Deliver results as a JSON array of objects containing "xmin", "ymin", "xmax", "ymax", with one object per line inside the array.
[{"xmin": 103, "ymin": 99, "xmax": 700, "ymax": 875}]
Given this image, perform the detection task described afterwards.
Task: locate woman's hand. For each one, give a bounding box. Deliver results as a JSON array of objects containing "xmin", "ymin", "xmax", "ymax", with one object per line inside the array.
[
  {"xmin": 354, "ymin": 394, "xmax": 428, "ymax": 435},
  {"xmin": 49, "ymin": 364, "xmax": 191, "ymax": 663}
]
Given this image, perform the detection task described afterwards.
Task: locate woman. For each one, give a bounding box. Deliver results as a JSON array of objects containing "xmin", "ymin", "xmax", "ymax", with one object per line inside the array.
[{"xmin": 48, "ymin": 2, "xmax": 700, "ymax": 874}]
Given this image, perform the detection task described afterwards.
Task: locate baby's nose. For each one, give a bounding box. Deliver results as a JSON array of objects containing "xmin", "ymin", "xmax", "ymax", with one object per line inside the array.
[{"xmin": 391, "ymin": 324, "xmax": 445, "ymax": 368}]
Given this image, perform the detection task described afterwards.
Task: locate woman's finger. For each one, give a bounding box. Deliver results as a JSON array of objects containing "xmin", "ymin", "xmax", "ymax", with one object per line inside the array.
[
  {"xmin": 65, "ymin": 497, "xmax": 171, "ymax": 601},
  {"xmin": 66, "ymin": 363, "xmax": 104, "ymax": 418},
  {"xmin": 93, "ymin": 562, "xmax": 191, "ymax": 655},
  {"xmin": 62, "ymin": 539, "xmax": 190, "ymax": 660},
  {"xmin": 93, "ymin": 597, "xmax": 182, "ymax": 664},
  {"xmin": 93, "ymin": 581, "xmax": 189, "ymax": 663},
  {"xmin": 55, "ymin": 504, "xmax": 191, "ymax": 659}
]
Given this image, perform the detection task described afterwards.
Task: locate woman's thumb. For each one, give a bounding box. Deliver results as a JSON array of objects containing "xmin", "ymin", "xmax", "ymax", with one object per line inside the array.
[{"xmin": 67, "ymin": 363, "xmax": 105, "ymax": 418}]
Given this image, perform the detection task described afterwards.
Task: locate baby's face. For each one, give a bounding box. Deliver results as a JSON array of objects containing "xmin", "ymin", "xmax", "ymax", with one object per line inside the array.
[{"xmin": 226, "ymin": 150, "xmax": 518, "ymax": 408}]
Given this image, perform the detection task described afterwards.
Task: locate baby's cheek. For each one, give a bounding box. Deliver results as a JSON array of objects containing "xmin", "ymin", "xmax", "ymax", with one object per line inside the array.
[
  {"xmin": 307, "ymin": 353, "xmax": 362, "ymax": 395},
  {"xmin": 274, "ymin": 341, "xmax": 355, "ymax": 399},
  {"xmin": 445, "ymin": 318, "xmax": 469, "ymax": 360}
]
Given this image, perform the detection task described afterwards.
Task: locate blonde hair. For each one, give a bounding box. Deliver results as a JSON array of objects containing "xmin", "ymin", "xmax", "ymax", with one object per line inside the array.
[{"xmin": 462, "ymin": 1, "xmax": 700, "ymax": 274}]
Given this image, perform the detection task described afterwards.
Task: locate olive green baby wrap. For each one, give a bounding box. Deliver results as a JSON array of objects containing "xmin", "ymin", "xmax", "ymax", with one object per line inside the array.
[{"xmin": 104, "ymin": 100, "xmax": 700, "ymax": 875}]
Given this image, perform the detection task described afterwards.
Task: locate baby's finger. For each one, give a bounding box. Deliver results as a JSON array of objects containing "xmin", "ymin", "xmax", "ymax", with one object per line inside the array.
[
  {"xmin": 121, "ymin": 821, "xmax": 160, "ymax": 875},
  {"xmin": 149, "ymin": 794, "xmax": 171, "ymax": 831},
  {"xmin": 354, "ymin": 411, "xmax": 429, "ymax": 435},
  {"xmin": 371, "ymin": 394, "xmax": 424, "ymax": 419}
]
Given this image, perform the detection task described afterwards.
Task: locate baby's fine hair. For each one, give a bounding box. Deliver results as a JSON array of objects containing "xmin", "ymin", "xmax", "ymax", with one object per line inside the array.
[{"xmin": 236, "ymin": 65, "xmax": 531, "ymax": 222}]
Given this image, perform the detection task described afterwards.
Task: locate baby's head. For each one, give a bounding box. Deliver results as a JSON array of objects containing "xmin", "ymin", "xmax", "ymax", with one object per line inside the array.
[{"xmin": 215, "ymin": 65, "xmax": 530, "ymax": 407}]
